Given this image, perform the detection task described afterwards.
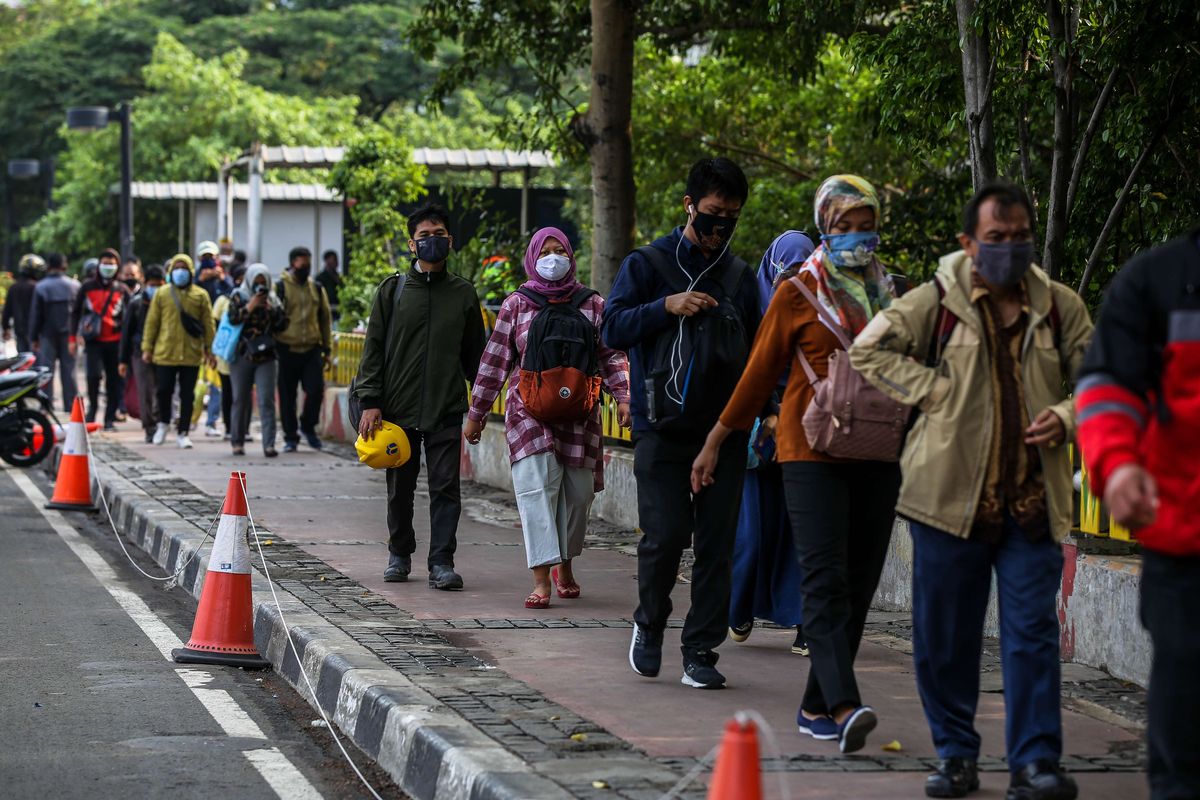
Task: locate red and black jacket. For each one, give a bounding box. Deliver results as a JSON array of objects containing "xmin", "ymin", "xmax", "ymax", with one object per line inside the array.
[
  {"xmin": 71, "ymin": 277, "xmax": 130, "ymax": 344},
  {"xmin": 1076, "ymin": 229, "xmax": 1200, "ymax": 555}
]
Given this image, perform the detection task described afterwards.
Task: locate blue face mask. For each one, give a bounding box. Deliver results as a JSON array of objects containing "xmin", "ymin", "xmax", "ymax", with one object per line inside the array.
[
  {"xmin": 821, "ymin": 231, "xmax": 880, "ymax": 268},
  {"xmin": 171, "ymin": 268, "xmax": 191, "ymax": 287},
  {"xmin": 143, "ymin": 285, "xmax": 158, "ymax": 299}
]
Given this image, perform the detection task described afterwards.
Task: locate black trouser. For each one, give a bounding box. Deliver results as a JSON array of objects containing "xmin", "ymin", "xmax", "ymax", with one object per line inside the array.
[
  {"xmin": 385, "ymin": 424, "xmax": 462, "ymax": 571},
  {"xmin": 781, "ymin": 460, "xmax": 901, "ymax": 714},
  {"xmin": 277, "ymin": 346, "xmax": 324, "ymax": 445},
  {"xmin": 632, "ymin": 429, "xmax": 748, "ymax": 658},
  {"xmin": 1142, "ymin": 550, "xmax": 1200, "ymax": 800},
  {"xmin": 155, "ymin": 365, "xmax": 200, "ymax": 435},
  {"xmin": 84, "ymin": 339, "xmax": 122, "ymax": 426}
]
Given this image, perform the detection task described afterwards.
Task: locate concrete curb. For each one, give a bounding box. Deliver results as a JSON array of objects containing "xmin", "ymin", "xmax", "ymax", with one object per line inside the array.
[{"xmin": 53, "ymin": 447, "xmax": 586, "ymax": 800}]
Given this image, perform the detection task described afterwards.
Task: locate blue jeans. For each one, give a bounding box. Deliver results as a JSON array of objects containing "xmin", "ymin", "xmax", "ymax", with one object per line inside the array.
[{"xmin": 910, "ymin": 515, "xmax": 1064, "ymax": 772}]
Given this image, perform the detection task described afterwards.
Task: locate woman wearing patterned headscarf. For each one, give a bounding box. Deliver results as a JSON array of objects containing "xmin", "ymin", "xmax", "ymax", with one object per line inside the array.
[
  {"xmin": 464, "ymin": 227, "xmax": 632, "ymax": 610},
  {"xmin": 691, "ymin": 175, "xmax": 901, "ymax": 753}
]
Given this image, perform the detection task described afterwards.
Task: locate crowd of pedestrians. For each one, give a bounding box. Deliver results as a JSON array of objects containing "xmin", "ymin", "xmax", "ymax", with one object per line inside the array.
[
  {"xmin": 6, "ymin": 154, "xmax": 1194, "ymax": 800},
  {"xmin": 2, "ymin": 239, "xmax": 337, "ymax": 456}
]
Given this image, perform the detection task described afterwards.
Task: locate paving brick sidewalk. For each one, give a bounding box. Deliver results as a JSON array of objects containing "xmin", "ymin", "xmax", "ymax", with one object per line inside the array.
[{"xmin": 96, "ymin": 423, "xmax": 1150, "ymax": 799}]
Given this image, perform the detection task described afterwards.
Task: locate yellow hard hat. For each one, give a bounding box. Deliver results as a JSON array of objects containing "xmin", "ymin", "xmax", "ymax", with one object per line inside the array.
[{"xmin": 354, "ymin": 421, "xmax": 411, "ymax": 470}]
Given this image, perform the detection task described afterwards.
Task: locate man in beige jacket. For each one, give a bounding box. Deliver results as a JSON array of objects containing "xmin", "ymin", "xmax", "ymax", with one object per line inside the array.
[
  {"xmin": 275, "ymin": 246, "xmax": 332, "ymax": 453},
  {"xmin": 849, "ymin": 183, "xmax": 1092, "ymax": 800}
]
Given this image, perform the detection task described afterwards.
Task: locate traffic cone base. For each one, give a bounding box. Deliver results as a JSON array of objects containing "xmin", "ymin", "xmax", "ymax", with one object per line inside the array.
[
  {"xmin": 46, "ymin": 397, "xmax": 97, "ymax": 511},
  {"xmin": 173, "ymin": 472, "xmax": 270, "ymax": 670}
]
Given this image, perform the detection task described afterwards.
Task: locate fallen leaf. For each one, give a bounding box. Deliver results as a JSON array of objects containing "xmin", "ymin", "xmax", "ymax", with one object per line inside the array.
[
  {"xmin": 570, "ymin": 733, "xmax": 588, "ymax": 742},
  {"xmin": 882, "ymin": 740, "xmax": 902, "ymax": 752},
  {"xmin": 591, "ymin": 780, "xmax": 610, "ymax": 789}
]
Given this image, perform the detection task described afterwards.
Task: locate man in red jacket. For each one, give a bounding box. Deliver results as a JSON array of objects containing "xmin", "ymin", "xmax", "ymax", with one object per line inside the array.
[
  {"xmin": 1076, "ymin": 229, "xmax": 1200, "ymax": 800},
  {"xmin": 71, "ymin": 248, "xmax": 131, "ymax": 429}
]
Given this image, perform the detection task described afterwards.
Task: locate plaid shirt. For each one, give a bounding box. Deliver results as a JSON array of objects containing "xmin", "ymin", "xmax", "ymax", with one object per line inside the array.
[{"xmin": 468, "ymin": 290, "xmax": 631, "ymax": 490}]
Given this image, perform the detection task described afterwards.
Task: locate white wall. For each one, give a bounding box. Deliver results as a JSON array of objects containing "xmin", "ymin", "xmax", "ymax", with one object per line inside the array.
[{"xmin": 191, "ymin": 200, "xmax": 343, "ymax": 277}]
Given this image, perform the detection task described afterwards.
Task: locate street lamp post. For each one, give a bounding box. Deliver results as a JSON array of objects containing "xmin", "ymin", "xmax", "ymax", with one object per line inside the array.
[
  {"xmin": 5, "ymin": 158, "xmax": 57, "ymax": 270},
  {"xmin": 66, "ymin": 103, "xmax": 133, "ymax": 260}
]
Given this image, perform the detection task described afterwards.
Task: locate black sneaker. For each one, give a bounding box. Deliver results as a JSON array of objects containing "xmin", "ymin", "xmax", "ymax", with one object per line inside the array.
[
  {"xmin": 1005, "ymin": 760, "xmax": 1078, "ymax": 800},
  {"xmin": 283, "ymin": 442, "xmax": 298, "ymax": 453},
  {"xmin": 628, "ymin": 623, "xmax": 662, "ymax": 678},
  {"xmin": 729, "ymin": 620, "xmax": 753, "ymax": 643},
  {"xmin": 926, "ymin": 757, "xmax": 980, "ymax": 798},
  {"xmin": 383, "ymin": 554, "xmax": 411, "ymax": 582},
  {"xmin": 303, "ymin": 430, "xmax": 323, "ymax": 449},
  {"xmin": 837, "ymin": 705, "xmax": 877, "ymax": 753},
  {"xmin": 791, "ymin": 626, "xmax": 810, "ymax": 656},
  {"xmin": 428, "ymin": 564, "xmax": 463, "ymax": 590},
  {"xmin": 681, "ymin": 650, "xmax": 726, "ymax": 689}
]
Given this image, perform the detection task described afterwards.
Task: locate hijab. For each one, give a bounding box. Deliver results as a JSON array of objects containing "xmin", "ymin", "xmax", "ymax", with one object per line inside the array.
[
  {"xmin": 798, "ymin": 175, "xmax": 893, "ymax": 336},
  {"xmin": 756, "ymin": 230, "xmax": 815, "ymax": 315},
  {"xmin": 234, "ymin": 262, "xmax": 282, "ymax": 308},
  {"xmin": 521, "ymin": 227, "xmax": 584, "ymax": 300}
]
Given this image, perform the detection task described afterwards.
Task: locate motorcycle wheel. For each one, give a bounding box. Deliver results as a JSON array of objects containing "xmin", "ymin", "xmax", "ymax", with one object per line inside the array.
[{"xmin": 0, "ymin": 406, "xmax": 55, "ymax": 467}]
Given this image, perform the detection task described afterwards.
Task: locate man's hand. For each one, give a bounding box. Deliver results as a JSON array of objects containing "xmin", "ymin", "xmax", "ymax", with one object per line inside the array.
[
  {"xmin": 1104, "ymin": 463, "xmax": 1159, "ymax": 531},
  {"xmin": 2, "ymin": 330, "xmax": 9, "ymax": 342},
  {"xmin": 616, "ymin": 402, "xmax": 632, "ymax": 428},
  {"xmin": 761, "ymin": 414, "xmax": 779, "ymax": 435},
  {"xmin": 358, "ymin": 408, "xmax": 382, "ymax": 441},
  {"xmin": 32, "ymin": 341, "xmax": 39, "ymax": 353},
  {"xmin": 142, "ymin": 351, "xmax": 153, "ymax": 365},
  {"xmin": 1025, "ymin": 408, "xmax": 1065, "ymax": 447},
  {"xmin": 665, "ymin": 292, "xmax": 718, "ymax": 317},
  {"xmin": 205, "ymin": 353, "xmax": 217, "ymax": 369},
  {"xmin": 323, "ymin": 353, "xmax": 333, "ymax": 371},
  {"xmin": 247, "ymin": 293, "xmax": 265, "ymax": 311},
  {"xmin": 463, "ymin": 417, "xmax": 484, "ymax": 445},
  {"xmin": 118, "ymin": 363, "xmax": 127, "ymax": 378},
  {"xmin": 68, "ymin": 339, "xmax": 77, "ymax": 358}
]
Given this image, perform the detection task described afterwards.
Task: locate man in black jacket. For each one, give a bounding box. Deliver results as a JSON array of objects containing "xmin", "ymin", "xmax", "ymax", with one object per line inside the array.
[
  {"xmin": 119, "ymin": 265, "xmax": 165, "ymax": 442},
  {"xmin": 602, "ymin": 158, "xmax": 760, "ymax": 690},
  {"xmin": 355, "ymin": 204, "xmax": 486, "ymax": 590},
  {"xmin": 3, "ymin": 254, "xmax": 43, "ymax": 353}
]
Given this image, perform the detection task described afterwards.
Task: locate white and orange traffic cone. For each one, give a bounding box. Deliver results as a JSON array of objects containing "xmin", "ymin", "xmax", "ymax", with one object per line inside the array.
[
  {"xmin": 707, "ymin": 714, "xmax": 764, "ymax": 800},
  {"xmin": 44, "ymin": 397, "xmax": 97, "ymax": 511},
  {"xmin": 172, "ymin": 471, "xmax": 270, "ymax": 669}
]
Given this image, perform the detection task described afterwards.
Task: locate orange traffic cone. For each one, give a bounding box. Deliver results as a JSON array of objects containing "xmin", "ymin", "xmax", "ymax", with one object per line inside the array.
[
  {"xmin": 707, "ymin": 714, "xmax": 763, "ymax": 800},
  {"xmin": 172, "ymin": 472, "xmax": 270, "ymax": 669},
  {"xmin": 45, "ymin": 397, "xmax": 97, "ymax": 511}
]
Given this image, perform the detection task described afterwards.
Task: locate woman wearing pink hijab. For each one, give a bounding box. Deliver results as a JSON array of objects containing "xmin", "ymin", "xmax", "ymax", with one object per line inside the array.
[{"xmin": 465, "ymin": 227, "xmax": 632, "ymax": 608}]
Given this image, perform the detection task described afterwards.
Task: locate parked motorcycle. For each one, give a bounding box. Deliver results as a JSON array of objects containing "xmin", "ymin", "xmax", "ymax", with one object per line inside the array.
[{"xmin": 0, "ymin": 353, "xmax": 58, "ymax": 467}]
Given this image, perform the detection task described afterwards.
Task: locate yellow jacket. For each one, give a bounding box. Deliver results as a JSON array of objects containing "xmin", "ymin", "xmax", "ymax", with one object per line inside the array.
[{"xmin": 142, "ymin": 283, "xmax": 215, "ymax": 367}]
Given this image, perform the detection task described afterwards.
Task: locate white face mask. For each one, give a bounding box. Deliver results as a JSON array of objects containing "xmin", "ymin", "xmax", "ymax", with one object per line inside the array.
[{"xmin": 535, "ymin": 253, "xmax": 571, "ymax": 281}]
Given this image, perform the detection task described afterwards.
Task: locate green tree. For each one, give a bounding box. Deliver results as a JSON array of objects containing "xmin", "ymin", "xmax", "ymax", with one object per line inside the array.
[
  {"xmin": 327, "ymin": 125, "xmax": 427, "ymax": 327},
  {"xmin": 24, "ymin": 33, "xmax": 359, "ymax": 259}
]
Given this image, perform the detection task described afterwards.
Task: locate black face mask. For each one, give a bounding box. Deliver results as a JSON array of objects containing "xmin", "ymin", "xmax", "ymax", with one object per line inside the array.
[
  {"xmin": 123, "ymin": 278, "xmax": 139, "ymax": 289},
  {"xmin": 293, "ymin": 265, "xmax": 311, "ymax": 282},
  {"xmin": 689, "ymin": 208, "xmax": 738, "ymax": 253},
  {"xmin": 414, "ymin": 235, "xmax": 451, "ymax": 264}
]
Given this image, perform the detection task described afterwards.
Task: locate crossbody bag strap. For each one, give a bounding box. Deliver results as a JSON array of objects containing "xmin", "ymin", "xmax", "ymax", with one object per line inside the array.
[
  {"xmin": 787, "ymin": 275, "xmax": 853, "ymax": 349},
  {"xmin": 785, "ymin": 275, "xmax": 839, "ymax": 389}
]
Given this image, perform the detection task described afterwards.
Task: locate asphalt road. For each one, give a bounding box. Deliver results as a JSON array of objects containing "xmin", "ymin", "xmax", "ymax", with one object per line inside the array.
[{"xmin": 0, "ymin": 464, "xmax": 405, "ymax": 800}]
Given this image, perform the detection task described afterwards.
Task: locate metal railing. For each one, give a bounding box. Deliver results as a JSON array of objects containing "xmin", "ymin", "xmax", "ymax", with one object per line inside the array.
[{"xmin": 332, "ymin": 331, "xmax": 1131, "ymax": 540}]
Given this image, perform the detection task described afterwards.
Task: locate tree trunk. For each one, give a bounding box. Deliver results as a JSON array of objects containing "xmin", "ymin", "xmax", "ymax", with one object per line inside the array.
[
  {"xmin": 1041, "ymin": 0, "xmax": 1074, "ymax": 280},
  {"xmin": 585, "ymin": 0, "xmax": 636, "ymax": 295},
  {"xmin": 955, "ymin": 0, "xmax": 996, "ymax": 190}
]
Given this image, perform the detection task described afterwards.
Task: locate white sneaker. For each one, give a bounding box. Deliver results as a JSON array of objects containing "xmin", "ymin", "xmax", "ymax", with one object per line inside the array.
[
  {"xmin": 204, "ymin": 425, "xmax": 221, "ymax": 437},
  {"xmin": 245, "ymin": 432, "xmax": 255, "ymax": 442},
  {"xmin": 177, "ymin": 434, "xmax": 194, "ymax": 449},
  {"xmin": 152, "ymin": 422, "xmax": 168, "ymax": 445}
]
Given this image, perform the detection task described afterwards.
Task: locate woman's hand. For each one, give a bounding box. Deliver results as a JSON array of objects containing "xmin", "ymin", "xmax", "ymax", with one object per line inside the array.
[
  {"xmin": 690, "ymin": 442, "xmax": 721, "ymax": 493},
  {"xmin": 463, "ymin": 417, "xmax": 485, "ymax": 445},
  {"xmin": 616, "ymin": 402, "xmax": 632, "ymax": 428},
  {"xmin": 761, "ymin": 414, "xmax": 779, "ymax": 434}
]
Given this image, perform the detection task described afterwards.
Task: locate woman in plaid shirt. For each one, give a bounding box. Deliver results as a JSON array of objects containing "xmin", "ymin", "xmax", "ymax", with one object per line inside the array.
[{"xmin": 465, "ymin": 227, "xmax": 631, "ymax": 609}]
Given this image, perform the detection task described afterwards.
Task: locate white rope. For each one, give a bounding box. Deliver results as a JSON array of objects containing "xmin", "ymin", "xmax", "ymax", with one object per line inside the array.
[
  {"xmin": 657, "ymin": 708, "xmax": 790, "ymax": 800},
  {"xmin": 85, "ymin": 433, "xmax": 216, "ymax": 585},
  {"xmin": 237, "ymin": 473, "xmax": 387, "ymax": 800}
]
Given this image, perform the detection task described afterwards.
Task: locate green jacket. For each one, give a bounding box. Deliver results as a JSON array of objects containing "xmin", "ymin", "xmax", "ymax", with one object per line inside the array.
[
  {"xmin": 275, "ymin": 270, "xmax": 332, "ymax": 353},
  {"xmin": 142, "ymin": 283, "xmax": 215, "ymax": 367},
  {"xmin": 354, "ymin": 264, "xmax": 486, "ymax": 431},
  {"xmin": 848, "ymin": 251, "xmax": 1093, "ymax": 541}
]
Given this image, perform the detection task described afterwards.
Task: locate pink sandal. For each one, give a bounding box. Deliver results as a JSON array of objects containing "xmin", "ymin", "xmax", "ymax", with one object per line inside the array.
[{"xmin": 551, "ymin": 568, "xmax": 581, "ymax": 599}]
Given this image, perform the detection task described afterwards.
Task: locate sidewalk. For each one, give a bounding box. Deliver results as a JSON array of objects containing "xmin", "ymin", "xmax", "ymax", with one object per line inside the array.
[{"xmin": 94, "ymin": 421, "xmax": 1149, "ymax": 799}]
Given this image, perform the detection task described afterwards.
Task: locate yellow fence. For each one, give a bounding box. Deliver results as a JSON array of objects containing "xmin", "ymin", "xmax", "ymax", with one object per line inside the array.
[
  {"xmin": 330, "ymin": 331, "xmax": 633, "ymax": 444},
  {"xmin": 332, "ymin": 331, "xmax": 1128, "ymax": 539}
]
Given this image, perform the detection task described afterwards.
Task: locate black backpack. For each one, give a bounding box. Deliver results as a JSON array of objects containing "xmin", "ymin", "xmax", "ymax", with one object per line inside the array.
[
  {"xmin": 515, "ymin": 286, "xmax": 602, "ymax": 423},
  {"xmin": 638, "ymin": 246, "xmax": 752, "ymax": 435}
]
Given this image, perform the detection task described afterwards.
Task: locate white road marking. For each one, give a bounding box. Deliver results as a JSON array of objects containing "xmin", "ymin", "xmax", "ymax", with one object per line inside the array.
[{"xmin": 7, "ymin": 467, "xmax": 324, "ymax": 800}]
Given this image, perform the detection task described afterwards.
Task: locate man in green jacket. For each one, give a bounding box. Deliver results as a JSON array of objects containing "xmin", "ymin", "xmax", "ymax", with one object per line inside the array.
[
  {"xmin": 849, "ymin": 183, "xmax": 1092, "ymax": 800},
  {"xmin": 356, "ymin": 204, "xmax": 486, "ymax": 590},
  {"xmin": 276, "ymin": 246, "xmax": 333, "ymax": 452}
]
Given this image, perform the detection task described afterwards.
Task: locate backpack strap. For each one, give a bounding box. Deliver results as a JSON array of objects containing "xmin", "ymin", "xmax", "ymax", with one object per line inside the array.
[
  {"xmin": 787, "ymin": 276, "xmax": 852, "ymax": 349},
  {"xmin": 569, "ymin": 287, "xmax": 597, "ymax": 308},
  {"xmin": 715, "ymin": 256, "xmax": 749, "ymax": 302},
  {"xmin": 515, "ymin": 286, "xmax": 548, "ymax": 308},
  {"xmin": 636, "ymin": 245, "xmax": 689, "ymax": 294},
  {"xmin": 927, "ymin": 277, "xmax": 957, "ymax": 368}
]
